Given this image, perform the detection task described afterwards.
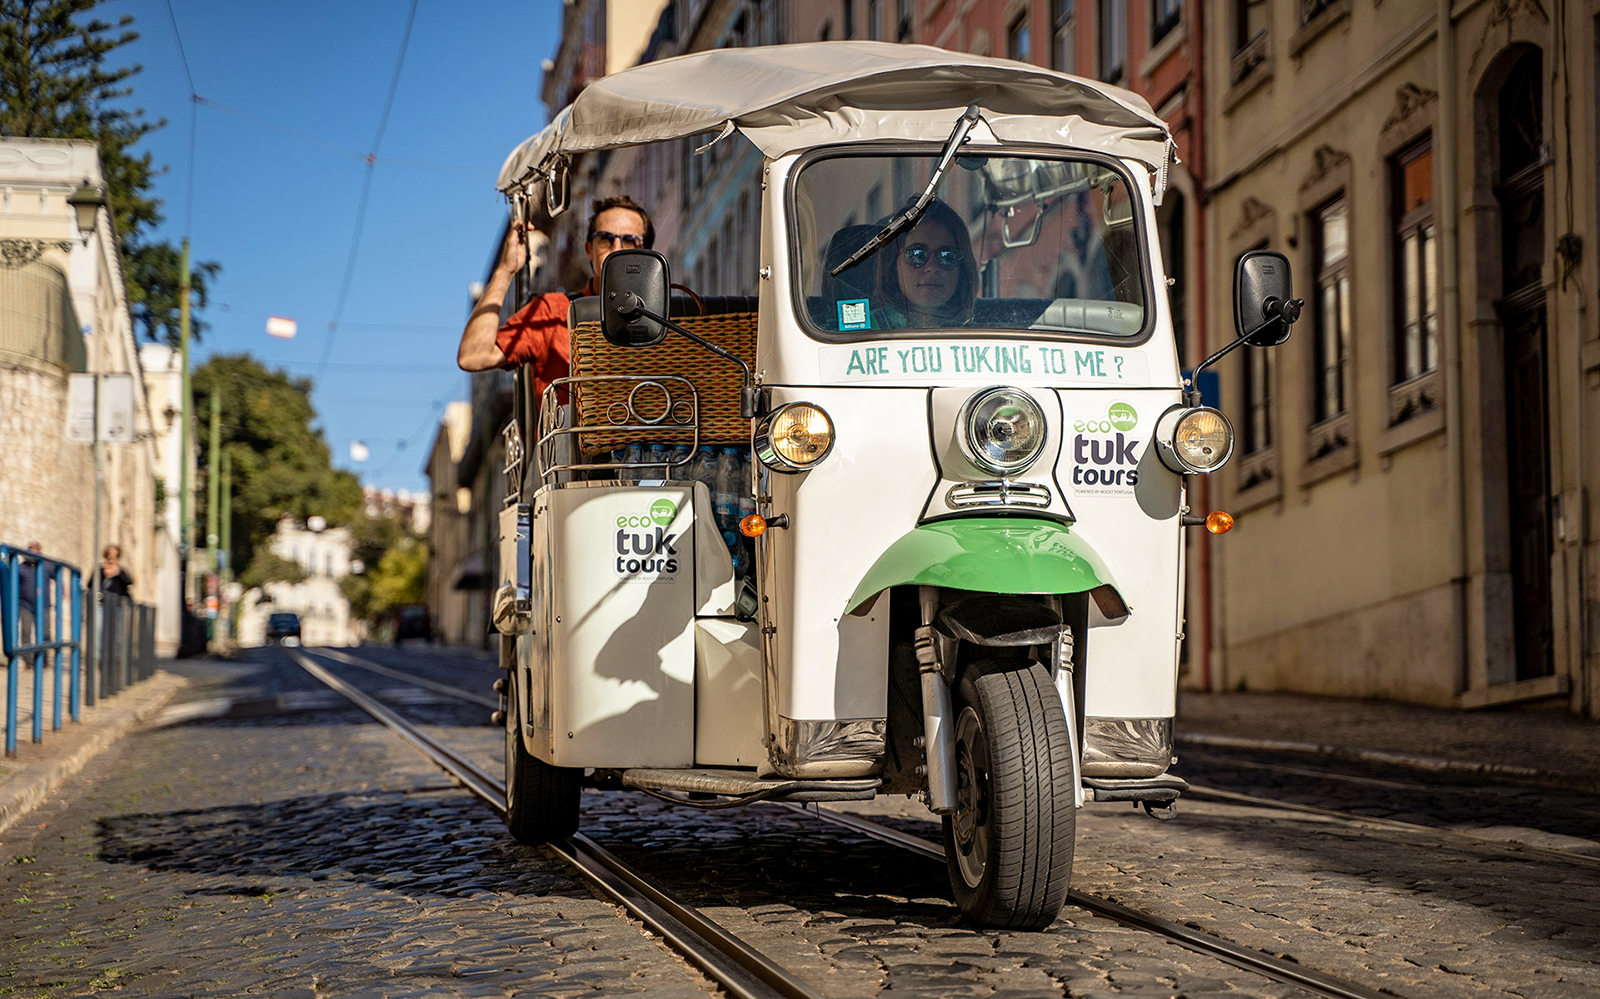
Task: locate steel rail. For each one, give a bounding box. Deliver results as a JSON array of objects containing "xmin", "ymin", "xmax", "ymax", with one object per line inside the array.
[
  {"xmin": 1182, "ymin": 783, "xmax": 1600, "ymax": 869},
  {"xmin": 302, "ymin": 647, "xmax": 498, "ymax": 707},
  {"xmin": 288, "ymin": 650, "xmax": 825, "ymax": 999},
  {"xmin": 780, "ymin": 803, "xmax": 1393, "ymax": 999}
]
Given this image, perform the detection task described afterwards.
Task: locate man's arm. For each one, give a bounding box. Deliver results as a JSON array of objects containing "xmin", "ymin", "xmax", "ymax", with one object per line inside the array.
[{"xmin": 457, "ymin": 224, "xmax": 529, "ymax": 372}]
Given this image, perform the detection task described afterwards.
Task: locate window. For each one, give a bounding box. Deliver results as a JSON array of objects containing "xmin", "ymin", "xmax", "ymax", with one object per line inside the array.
[
  {"xmin": 1008, "ymin": 13, "xmax": 1031, "ymax": 62},
  {"xmin": 1234, "ymin": 0, "xmax": 1267, "ymax": 52},
  {"xmin": 1242, "ymin": 344, "xmax": 1274, "ymax": 454},
  {"xmin": 1300, "ymin": 0, "xmax": 1338, "ymax": 22},
  {"xmin": 843, "ymin": 0, "xmax": 856, "ymax": 39},
  {"xmin": 868, "ymin": 0, "xmax": 881, "ymax": 39},
  {"xmin": 1098, "ymin": 1, "xmax": 1126, "ymax": 82},
  {"xmin": 1311, "ymin": 199, "xmax": 1351, "ymax": 423},
  {"xmin": 896, "ymin": 0, "xmax": 912, "ymax": 41},
  {"xmin": 1391, "ymin": 138, "xmax": 1437, "ymax": 384},
  {"xmin": 1152, "ymin": 0, "xmax": 1180, "ymax": 44},
  {"xmin": 1052, "ymin": 0, "xmax": 1075, "ymax": 73}
]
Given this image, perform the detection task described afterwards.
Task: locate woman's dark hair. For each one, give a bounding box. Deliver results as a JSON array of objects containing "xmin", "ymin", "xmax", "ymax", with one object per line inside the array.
[
  {"xmin": 874, "ymin": 199, "xmax": 977, "ymax": 325},
  {"xmin": 586, "ymin": 195, "xmax": 656, "ymax": 249}
]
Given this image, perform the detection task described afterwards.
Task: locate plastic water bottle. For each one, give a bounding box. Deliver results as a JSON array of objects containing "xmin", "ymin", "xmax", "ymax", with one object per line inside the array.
[
  {"xmin": 688, "ymin": 446, "xmax": 717, "ymax": 495},
  {"xmin": 714, "ymin": 449, "xmax": 742, "ymax": 571},
  {"xmin": 621, "ymin": 442, "xmax": 644, "ymax": 481},
  {"xmin": 647, "ymin": 443, "xmax": 670, "ymax": 479},
  {"xmin": 728, "ymin": 448, "xmax": 755, "ymax": 524},
  {"xmin": 668, "ymin": 443, "xmax": 691, "ymax": 477}
]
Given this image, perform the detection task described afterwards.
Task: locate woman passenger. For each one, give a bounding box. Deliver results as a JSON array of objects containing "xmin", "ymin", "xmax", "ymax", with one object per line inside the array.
[{"xmin": 873, "ymin": 199, "xmax": 978, "ymax": 329}]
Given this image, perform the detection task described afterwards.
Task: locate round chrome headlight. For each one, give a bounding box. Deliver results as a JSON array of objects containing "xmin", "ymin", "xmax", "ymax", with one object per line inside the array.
[
  {"xmin": 958, "ymin": 386, "xmax": 1047, "ymax": 475},
  {"xmin": 1155, "ymin": 406, "xmax": 1234, "ymax": 473},
  {"xmin": 755, "ymin": 402, "xmax": 835, "ymax": 472}
]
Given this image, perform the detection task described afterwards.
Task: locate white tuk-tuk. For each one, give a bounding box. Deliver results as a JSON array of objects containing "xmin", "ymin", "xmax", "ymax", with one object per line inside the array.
[{"xmin": 491, "ymin": 42, "xmax": 1298, "ymax": 929}]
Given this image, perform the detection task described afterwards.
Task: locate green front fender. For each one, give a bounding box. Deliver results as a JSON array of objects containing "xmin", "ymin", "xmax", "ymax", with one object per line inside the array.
[{"xmin": 844, "ymin": 517, "xmax": 1129, "ymax": 619}]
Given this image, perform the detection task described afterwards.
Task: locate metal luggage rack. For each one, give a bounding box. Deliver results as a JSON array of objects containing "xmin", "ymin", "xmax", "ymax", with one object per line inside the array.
[{"xmin": 536, "ymin": 374, "xmax": 702, "ymax": 486}]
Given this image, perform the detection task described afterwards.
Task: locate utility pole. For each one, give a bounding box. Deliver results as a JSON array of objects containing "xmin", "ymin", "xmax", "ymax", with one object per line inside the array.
[
  {"xmin": 178, "ymin": 239, "xmax": 192, "ymax": 612},
  {"xmin": 206, "ymin": 390, "xmax": 220, "ymax": 642},
  {"xmin": 220, "ymin": 449, "xmax": 233, "ymax": 644}
]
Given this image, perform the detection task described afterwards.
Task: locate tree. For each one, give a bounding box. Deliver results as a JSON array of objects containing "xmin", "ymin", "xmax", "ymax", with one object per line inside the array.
[
  {"xmin": 192, "ymin": 354, "xmax": 362, "ymax": 577},
  {"xmin": 341, "ymin": 529, "xmax": 427, "ymax": 625},
  {"xmin": 0, "ymin": 0, "xmax": 219, "ymax": 345}
]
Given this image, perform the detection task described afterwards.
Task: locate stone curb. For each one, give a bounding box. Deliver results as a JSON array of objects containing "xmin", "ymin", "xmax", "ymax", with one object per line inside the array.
[
  {"xmin": 1178, "ymin": 731, "xmax": 1600, "ymax": 793},
  {"xmin": 0, "ymin": 670, "xmax": 190, "ymax": 836}
]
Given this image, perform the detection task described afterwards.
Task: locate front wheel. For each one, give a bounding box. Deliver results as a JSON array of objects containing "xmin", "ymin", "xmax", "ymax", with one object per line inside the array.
[
  {"xmin": 941, "ymin": 659, "xmax": 1076, "ymax": 929},
  {"xmin": 503, "ymin": 669, "xmax": 581, "ymax": 844}
]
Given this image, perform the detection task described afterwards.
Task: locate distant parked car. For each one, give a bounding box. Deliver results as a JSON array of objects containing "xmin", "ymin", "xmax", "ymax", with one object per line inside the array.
[
  {"xmin": 393, "ymin": 604, "xmax": 432, "ymax": 644},
  {"xmin": 266, "ymin": 612, "xmax": 302, "ymax": 644}
]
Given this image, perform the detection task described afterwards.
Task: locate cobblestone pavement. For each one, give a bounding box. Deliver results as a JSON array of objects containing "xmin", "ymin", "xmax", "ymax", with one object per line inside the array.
[{"xmin": 4, "ymin": 644, "xmax": 1597, "ymax": 998}]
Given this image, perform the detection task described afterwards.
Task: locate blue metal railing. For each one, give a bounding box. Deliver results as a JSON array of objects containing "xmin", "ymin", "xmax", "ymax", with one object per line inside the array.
[{"xmin": 0, "ymin": 545, "xmax": 84, "ymax": 757}]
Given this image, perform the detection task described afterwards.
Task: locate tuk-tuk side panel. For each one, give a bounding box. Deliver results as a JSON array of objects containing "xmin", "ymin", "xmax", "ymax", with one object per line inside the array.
[
  {"xmin": 761, "ymin": 387, "xmax": 932, "ymax": 725},
  {"xmin": 694, "ymin": 618, "xmax": 766, "ymax": 767},
  {"xmin": 542, "ymin": 485, "xmax": 696, "ymax": 768},
  {"xmin": 1053, "ymin": 387, "xmax": 1184, "ymax": 721}
]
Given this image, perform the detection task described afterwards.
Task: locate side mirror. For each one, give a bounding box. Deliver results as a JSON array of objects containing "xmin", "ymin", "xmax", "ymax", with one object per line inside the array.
[
  {"xmin": 1233, "ymin": 249, "xmax": 1302, "ymax": 346},
  {"xmin": 600, "ymin": 249, "xmax": 670, "ymax": 347}
]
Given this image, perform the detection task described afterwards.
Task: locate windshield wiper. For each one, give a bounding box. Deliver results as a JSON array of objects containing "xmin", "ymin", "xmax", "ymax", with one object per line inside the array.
[{"xmin": 829, "ymin": 105, "xmax": 982, "ymax": 277}]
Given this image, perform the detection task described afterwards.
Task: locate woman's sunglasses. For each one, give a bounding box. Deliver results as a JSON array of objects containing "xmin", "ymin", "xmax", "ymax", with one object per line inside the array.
[
  {"xmin": 903, "ymin": 245, "xmax": 961, "ymax": 270},
  {"xmin": 591, "ymin": 230, "xmax": 646, "ymax": 249}
]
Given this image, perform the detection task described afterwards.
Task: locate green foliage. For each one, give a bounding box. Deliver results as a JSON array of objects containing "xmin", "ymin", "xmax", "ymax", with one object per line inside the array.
[
  {"xmin": 368, "ymin": 536, "xmax": 427, "ymax": 618},
  {"xmin": 341, "ymin": 525, "xmax": 427, "ymax": 623},
  {"xmin": 193, "ymin": 354, "xmax": 362, "ymax": 577},
  {"xmin": 0, "ymin": 0, "xmax": 220, "ymax": 345},
  {"xmin": 238, "ymin": 550, "xmax": 307, "ymax": 592}
]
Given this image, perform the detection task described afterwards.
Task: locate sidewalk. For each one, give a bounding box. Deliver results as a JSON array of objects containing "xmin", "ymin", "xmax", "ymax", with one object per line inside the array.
[
  {"xmin": 0, "ymin": 660, "xmax": 188, "ymax": 835},
  {"xmin": 1177, "ymin": 689, "xmax": 1600, "ymax": 793}
]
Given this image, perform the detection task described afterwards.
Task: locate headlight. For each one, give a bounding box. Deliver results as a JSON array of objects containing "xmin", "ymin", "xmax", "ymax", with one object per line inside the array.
[
  {"xmin": 958, "ymin": 386, "xmax": 1047, "ymax": 475},
  {"xmin": 1154, "ymin": 406, "xmax": 1234, "ymax": 473},
  {"xmin": 755, "ymin": 402, "xmax": 835, "ymax": 472}
]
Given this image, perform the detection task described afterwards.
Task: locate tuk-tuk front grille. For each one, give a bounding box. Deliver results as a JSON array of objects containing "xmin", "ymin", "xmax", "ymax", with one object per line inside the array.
[{"xmin": 946, "ymin": 480, "xmax": 1053, "ymax": 510}]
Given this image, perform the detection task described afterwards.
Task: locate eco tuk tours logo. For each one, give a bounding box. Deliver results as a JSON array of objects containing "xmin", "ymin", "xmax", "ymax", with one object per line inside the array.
[
  {"xmin": 1071, "ymin": 401, "xmax": 1141, "ymax": 494},
  {"xmin": 614, "ymin": 498, "xmax": 681, "ymax": 580}
]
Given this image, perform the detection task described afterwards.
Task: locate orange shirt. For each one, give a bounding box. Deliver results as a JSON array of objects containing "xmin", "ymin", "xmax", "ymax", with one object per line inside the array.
[{"xmin": 493, "ymin": 279, "xmax": 595, "ymax": 401}]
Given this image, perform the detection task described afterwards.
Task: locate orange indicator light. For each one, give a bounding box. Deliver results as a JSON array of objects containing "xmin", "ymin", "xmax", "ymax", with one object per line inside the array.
[
  {"xmin": 739, "ymin": 514, "xmax": 767, "ymax": 538},
  {"xmin": 1205, "ymin": 511, "xmax": 1234, "ymax": 534}
]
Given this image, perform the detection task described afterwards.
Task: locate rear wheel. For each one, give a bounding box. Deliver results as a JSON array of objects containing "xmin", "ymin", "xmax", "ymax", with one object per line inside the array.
[
  {"xmin": 503, "ymin": 669, "xmax": 581, "ymax": 843},
  {"xmin": 941, "ymin": 659, "xmax": 1076, "ymax": 929}
]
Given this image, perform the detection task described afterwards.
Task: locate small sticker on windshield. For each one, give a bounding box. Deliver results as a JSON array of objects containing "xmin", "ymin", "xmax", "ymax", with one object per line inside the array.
[{"xmin": 837, "ymin": 299, "xmax": 870, "ymax": 331}]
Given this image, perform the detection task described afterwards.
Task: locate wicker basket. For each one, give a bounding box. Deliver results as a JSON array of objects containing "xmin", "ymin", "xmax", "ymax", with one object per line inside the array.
[{"xmin": 568, "ymin": 313, "xmax": 758, "ymax": 455}]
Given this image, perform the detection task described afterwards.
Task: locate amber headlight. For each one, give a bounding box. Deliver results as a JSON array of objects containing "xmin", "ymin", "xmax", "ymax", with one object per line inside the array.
[
  {"xmin": 754, "ymin": 402, "xmax": 835, "ymax": 472},
  {"xmin": 959, "ymin": 386, "xmax": 1046, "ymax": 475},
  {"xmin": 1154, "ymin": 406, "xmax": 1234, "ymax": 473}
]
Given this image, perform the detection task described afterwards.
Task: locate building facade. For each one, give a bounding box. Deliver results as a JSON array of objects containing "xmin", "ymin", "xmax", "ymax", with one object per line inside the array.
[
  {"xmin": 424, "ymin": 401, "xmax": 474, "ymax": 646},
  {"xmin": 1206, "ymin": 0, "xmax": 1600, "ymax": 716},
  {"xmin": 0, "ymin": 138, "xmax": 174, "ymax": 647},
  {"xmin": 236, "ymin": 518, "xmax": 358, "ymax": 647}
]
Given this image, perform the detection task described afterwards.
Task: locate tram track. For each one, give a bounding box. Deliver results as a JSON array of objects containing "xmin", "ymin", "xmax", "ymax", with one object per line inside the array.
[{"xmin": 289, "ymin": 646, "xmax": 1396, "ymax": 999}]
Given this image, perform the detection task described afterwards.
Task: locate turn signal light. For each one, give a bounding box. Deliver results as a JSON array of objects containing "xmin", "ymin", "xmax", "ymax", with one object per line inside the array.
[
  {"xmin": 1205, "ymin": 510, "xmax": 1234, "ymax": 534},
  {"xmin": 740, "ymin": 514, "xmax": 767, "ymax": 538}
]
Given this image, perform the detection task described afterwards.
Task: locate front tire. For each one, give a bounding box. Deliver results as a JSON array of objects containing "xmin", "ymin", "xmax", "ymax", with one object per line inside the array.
[
  {"xmin": 503, "ymin": 669, "xmax": 581, "ymax": 844},
  {"xmin": 941, "ymin": 659, "xmax": 1076, "ymax": 929}
]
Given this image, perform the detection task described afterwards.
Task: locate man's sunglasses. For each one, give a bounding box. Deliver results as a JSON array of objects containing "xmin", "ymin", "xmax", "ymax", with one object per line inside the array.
[
  {"xmin": 591, "ymin": 230, "xmax": 646, "ymax": 249},
  {"xmin": 903, "ymin": 245, "xmax": 962, "ymax": 270}
]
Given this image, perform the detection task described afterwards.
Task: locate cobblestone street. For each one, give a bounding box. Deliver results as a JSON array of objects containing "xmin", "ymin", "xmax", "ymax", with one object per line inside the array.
[{"xmin": 2, "ymin": 646, "xmax": 1597, "ymax": 998}]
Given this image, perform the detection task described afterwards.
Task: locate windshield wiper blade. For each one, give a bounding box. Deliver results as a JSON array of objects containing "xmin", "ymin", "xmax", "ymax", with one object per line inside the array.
[{"xmin": 829, "ymin": 106, "xmax": 982, "ymax": 277}]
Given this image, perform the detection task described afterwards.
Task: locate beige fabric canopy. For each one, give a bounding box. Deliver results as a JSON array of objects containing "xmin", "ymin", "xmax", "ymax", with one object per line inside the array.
[{"xmin": 498, "ymin": 41, "xmax": 1174, "ymax": 196}]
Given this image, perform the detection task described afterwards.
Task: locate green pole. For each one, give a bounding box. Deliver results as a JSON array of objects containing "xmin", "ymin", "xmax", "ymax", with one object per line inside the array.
[
  {"xmin": 220, "ymin": 449, "xmax": 233, "ymax": 643},
  {"xmin": 207, "ymin": 391, "xmax": 220, "ymax": 641},
  {"xmin": 178, "ymin": 238, "xmax": 191, "ymax": 608}
]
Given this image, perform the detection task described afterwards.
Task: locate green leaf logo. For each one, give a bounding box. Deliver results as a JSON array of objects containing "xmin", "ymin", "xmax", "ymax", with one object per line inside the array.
[
  {"xmin": 649, "ymin": 498, "xmax": 678, "ymax": 526},
  {"xmin": 1107, "ymin": 402, "xmax": 1138, "ymax": 432}
]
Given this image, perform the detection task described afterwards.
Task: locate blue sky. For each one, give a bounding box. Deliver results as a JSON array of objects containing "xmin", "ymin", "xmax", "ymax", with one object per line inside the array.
[{"xmin": 118, "ymin": 0, "xmax": 560, "ymax": 495}]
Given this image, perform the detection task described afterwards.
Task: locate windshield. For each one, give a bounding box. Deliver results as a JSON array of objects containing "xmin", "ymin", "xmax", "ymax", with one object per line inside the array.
[{"xmin": 793, "ymin": 151, "xmax": 1147, "ymax": 339}]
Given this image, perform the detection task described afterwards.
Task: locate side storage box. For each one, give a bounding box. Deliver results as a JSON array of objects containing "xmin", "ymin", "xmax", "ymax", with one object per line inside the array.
[{"xmin": 536, "ymin": 484, "xmax": 697, "ymax": 767}]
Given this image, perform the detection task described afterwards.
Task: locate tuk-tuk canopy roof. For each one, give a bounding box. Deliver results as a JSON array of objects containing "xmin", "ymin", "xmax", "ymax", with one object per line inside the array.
[{"xmin": 498, "ymin": 41, "xmax": 1174, "ymax": 195}]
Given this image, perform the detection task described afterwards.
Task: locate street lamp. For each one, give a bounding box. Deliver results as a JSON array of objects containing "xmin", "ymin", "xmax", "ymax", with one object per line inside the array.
[{"xmin": 66, "ymin": 180, "xmax": 106, "ymax": 244}]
